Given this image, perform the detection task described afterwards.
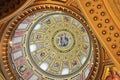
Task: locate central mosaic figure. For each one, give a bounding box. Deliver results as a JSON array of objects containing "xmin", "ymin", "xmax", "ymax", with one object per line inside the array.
[
  {"xmin": 53, "ymin": 30, "xmax": 75, "ymax": 53},
  {"xmin": 57, "ymin": 33, "xmax": 70, "ymax": 48}
]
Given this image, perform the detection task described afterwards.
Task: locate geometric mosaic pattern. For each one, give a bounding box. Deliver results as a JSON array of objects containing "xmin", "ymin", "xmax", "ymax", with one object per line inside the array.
[{"xmin": 10, "ymin": 11, "xmax": 93, "ymax": 80}]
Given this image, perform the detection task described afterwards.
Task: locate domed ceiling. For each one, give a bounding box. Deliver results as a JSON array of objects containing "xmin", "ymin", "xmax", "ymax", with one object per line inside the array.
[
  {"xmin": 10, "ymin": 11, "xmax": 94, "ymax": 80},
  {"xmin": 0, "ymin": 0, "xmax": 120, "ymax": 80}
]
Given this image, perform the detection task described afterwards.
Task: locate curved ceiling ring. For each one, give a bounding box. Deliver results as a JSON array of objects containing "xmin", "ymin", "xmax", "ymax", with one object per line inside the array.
[
  {"xmin": 0, "ymin": 3, "xmax": 101, "ymax": 80},
  {"xmin": 77, "ymin": 0, "xmax": 120, "ymax": 70}
]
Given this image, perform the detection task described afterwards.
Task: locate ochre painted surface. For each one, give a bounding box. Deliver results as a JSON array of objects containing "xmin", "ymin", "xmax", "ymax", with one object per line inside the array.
[{"xmin": 78, "ymin": 0, "xmax": 120, "ymax": 70}]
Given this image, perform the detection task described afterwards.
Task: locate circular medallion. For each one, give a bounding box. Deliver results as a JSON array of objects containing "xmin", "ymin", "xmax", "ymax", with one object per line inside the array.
[
  {"xmin": 9, "ymin": 10, "xmax": 94, "ymax": 80},
  {"xmin": 27, "ymin": 12, "xmax": 92, "ymax": 76},
  {"xmin": 52, "ymin": 29, "xmax": 75, "ymax": 53}
]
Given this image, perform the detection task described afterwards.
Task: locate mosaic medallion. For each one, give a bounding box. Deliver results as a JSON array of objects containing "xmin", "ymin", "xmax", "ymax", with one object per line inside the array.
[
  {"xmin": 10, "ymin": 11, "xmax": 93, "ymax": 80},
  {"xmin": 52, "ymin": 29, "xmax": 75, "ymax": 53}
]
